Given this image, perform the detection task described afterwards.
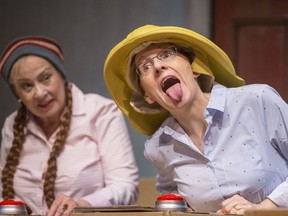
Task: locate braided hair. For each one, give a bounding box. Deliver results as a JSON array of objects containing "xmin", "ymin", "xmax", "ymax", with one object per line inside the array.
[{"xmin": 1, "ymin": 83, "xmax": 73, "ymax": 208}]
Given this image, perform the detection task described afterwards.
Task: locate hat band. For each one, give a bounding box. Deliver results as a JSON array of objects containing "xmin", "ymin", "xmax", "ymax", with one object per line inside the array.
[{"xmin": 1, "ymin": 45, "xmax": 66, "ymax": 82}]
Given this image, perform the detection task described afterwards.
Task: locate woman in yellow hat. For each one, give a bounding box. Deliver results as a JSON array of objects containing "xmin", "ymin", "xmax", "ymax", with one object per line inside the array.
[{"xmin": 104, "ymin": 25, "xmax": 288, "ymax": 214}]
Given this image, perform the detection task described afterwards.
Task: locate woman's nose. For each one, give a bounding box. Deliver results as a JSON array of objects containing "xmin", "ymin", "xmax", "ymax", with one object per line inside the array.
[
  {"xmin": 153, "ymin": 59, "xmax": 168, "ymax": 74},
  {"xmin": 34, "ymin": 84, "xmax": 47, "ymax": 99}
]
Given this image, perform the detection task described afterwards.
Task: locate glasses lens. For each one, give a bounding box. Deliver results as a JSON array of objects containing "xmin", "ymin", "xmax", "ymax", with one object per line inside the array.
[
  {"xmin": 137, "ymin": 60, "xmax": 153, "ymax": 75},
  {"xmin": 158, "ymin": 47, "xmax": 176, "ymax": 61}
]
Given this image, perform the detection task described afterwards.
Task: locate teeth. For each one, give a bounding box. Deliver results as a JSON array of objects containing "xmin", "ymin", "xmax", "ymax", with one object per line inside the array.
[{"xmin": 161, "ymin": 77, "xmax": 169, "ymax": 89}]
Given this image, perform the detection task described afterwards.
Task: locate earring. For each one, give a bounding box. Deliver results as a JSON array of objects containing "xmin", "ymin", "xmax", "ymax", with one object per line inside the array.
[{"xmin": 17, "ymin": 99, "xmax": 21, "ymax": 103}]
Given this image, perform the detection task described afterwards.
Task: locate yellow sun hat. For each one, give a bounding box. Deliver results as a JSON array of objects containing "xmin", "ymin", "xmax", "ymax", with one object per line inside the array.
[{"xmin": 104, "ymin": 24, "xmax": 245, "ymax": 136}]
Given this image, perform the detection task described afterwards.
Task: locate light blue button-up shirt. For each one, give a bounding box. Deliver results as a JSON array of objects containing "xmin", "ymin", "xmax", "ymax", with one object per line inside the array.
[{"xmin": 144, "ymin": 83, "xmax": 288, "ymax": 212}]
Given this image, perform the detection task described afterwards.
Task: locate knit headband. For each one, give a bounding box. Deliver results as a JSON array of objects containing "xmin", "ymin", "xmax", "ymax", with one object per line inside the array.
[{"xmin": 0, "ymin": 36, "xmax": 66, "ymax": 82}]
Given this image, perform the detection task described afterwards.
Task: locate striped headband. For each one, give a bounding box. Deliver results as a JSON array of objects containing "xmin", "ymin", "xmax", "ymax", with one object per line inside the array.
[{"xmin": 0, "ymin": 36, "xmax": 66, "ymax": 82}]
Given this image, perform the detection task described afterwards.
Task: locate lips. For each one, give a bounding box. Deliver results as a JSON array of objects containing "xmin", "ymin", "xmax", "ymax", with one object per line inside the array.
[{"xmin": 38, "ymin": 99, "xmax": 54, "ymax": 108}]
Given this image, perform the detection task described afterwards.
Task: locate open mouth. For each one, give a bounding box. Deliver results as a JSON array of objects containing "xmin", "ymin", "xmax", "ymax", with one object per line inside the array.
[
  {"xmin": 161, "ymin": 76, "xmax": 182, "ymax": 102},
  {"xmin": 161, "ymin": 76, "xmax": 180, "ymax": 93}
]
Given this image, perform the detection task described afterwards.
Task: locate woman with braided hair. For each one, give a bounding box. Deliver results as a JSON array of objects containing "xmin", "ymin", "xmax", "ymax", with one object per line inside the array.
[{"xmin": 0, "ymin": 36, "xmax": 139, "ymax": 215}]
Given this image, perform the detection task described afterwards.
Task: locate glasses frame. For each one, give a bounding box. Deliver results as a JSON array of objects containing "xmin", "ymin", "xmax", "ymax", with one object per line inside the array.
[{"xmin": 136, "ymin": 46, "xmax": 178, "ymax": 76}]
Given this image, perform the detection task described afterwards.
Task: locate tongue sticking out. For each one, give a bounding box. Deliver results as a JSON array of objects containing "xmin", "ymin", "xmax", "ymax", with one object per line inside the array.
[
  {"xmin": 162, "ymin": 77, "xmax": 183, "ymax": 102},
  {"xmin": 166, "ymin": 83, "xmax": 182, "ymax": 102}
]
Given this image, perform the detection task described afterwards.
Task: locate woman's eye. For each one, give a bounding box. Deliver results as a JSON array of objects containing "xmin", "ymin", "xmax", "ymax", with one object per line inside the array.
[
  {"xmin": 143, "ymin": 63, "xmax": 152, "ymax": 72},
  {"xmin": 42, "ymin": 74, "xmax": 51, "ymax": 84},
  {"xmin": 21, "ymin": 83, "xmax": 33, "ymax": 92}
]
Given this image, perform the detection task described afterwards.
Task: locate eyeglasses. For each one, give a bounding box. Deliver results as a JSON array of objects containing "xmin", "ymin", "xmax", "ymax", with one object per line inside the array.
[{"xmin": 136, "ymin": 47, "xmax": 177, "ymax": 76}]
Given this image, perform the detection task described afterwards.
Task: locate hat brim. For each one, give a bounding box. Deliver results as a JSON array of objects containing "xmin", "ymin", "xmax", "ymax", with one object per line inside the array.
[{"xmin": 104, "ymin": 25, "xmax": 245, "ymax": 136}]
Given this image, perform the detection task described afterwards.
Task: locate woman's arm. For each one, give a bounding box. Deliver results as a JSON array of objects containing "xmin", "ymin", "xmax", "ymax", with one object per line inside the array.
[{"xmin": 81, "ymin": 102, "xmax": 139, "ymax": 206}]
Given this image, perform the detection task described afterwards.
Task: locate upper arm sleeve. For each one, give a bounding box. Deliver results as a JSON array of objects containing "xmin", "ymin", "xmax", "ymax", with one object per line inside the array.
[{"xmin": 82, "ymin": 102, "xmax": 139, "ymax": 206}]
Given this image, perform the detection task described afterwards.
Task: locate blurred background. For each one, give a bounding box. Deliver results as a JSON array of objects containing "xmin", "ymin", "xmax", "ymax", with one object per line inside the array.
[{"xmin": 0, "ymin": 0, "xmax": 287, "ymax": 177}]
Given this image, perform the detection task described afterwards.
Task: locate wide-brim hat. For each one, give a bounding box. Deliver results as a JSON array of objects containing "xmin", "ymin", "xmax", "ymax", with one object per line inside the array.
[{"xmin": 104, "ymin": 25, "xmax": 245, "ymax": 136}]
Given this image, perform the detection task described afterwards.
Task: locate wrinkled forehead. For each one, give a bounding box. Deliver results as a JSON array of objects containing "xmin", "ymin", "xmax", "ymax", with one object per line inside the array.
[{"xmin": 10, "ymin": 55, "xmax": 53, "ymax": 82}]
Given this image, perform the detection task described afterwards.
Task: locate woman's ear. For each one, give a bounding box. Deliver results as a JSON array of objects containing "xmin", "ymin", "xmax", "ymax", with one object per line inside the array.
[
  {"xmin": 193, "ymin": 72, "xmax": 201, "ymax": 78},
  {"xmin": 144, "ymin": 94, "xmax": 155, "ymax": 104}
]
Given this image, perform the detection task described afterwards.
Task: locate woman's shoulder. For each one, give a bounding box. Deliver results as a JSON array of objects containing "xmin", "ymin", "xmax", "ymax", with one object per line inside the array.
[
  {"xmin": 4, "ymin": 110, "xmax": 18, "ymax": 123},
  {"xmin": 227, "ymin": 83, "xmax": 280, "ymax": 98},
  {"xmin": 1, "ymin": 110, "xmax": 18, "ymax": 132},
  {"xmin": 225, "ymin": 83, "xmax": 286, "ymax": 108}
]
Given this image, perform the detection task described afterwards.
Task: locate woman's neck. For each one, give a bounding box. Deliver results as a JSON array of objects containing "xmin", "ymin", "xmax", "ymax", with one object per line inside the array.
[
  {"xmin": 172, "ymin": 92, "xmax": 210, "ymax": 152},
  {"xmin": 34, "ymin": 116, "xmax": 61, "ymax": 139}
]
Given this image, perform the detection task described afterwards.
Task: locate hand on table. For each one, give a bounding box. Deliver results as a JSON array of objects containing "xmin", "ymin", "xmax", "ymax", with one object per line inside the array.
[
  {"xmin": 216, "ymin": 195, "xmax": 277, "ymax": 215},
  {"xmin": 46, "ymin": 194, "xmax": 78, "ymax": 216}
]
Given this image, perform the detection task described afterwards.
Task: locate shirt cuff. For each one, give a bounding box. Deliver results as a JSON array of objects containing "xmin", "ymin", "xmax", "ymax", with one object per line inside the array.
[
  {"xmin": 81, "ymin": 191, "xmax": 112, "ymax": 206},
  {"xmin": 267, "ymin": 181, "xmax": 288, "ymax": 207}
]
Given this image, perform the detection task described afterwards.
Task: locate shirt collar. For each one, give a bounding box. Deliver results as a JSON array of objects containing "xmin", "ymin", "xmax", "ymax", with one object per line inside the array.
[
  {"xmin": 206, "ymin": 82, "xmax": 227, "ymax": 113},
  {"xmin": 158, "ymin": 83, "xmax": 228, "ymax": 135}
]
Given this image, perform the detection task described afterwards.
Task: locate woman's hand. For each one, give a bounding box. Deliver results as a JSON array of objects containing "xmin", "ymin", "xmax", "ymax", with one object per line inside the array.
[
  {"xmin": 46, "ymin": 194, "xmax": 78, "ymax": 216},
  {"xmin": 216, "ymin": 195, "xmax": 277, "ymax": 215}
]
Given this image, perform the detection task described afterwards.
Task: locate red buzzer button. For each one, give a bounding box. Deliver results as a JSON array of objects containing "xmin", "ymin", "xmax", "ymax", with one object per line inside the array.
[
  {"xmin": 0, "ymin": 199, "xmax": 25, "ymax": 206},
  {"xmin": 157, "ymin": 194, "xmax": 184, "ymax": 201}
]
